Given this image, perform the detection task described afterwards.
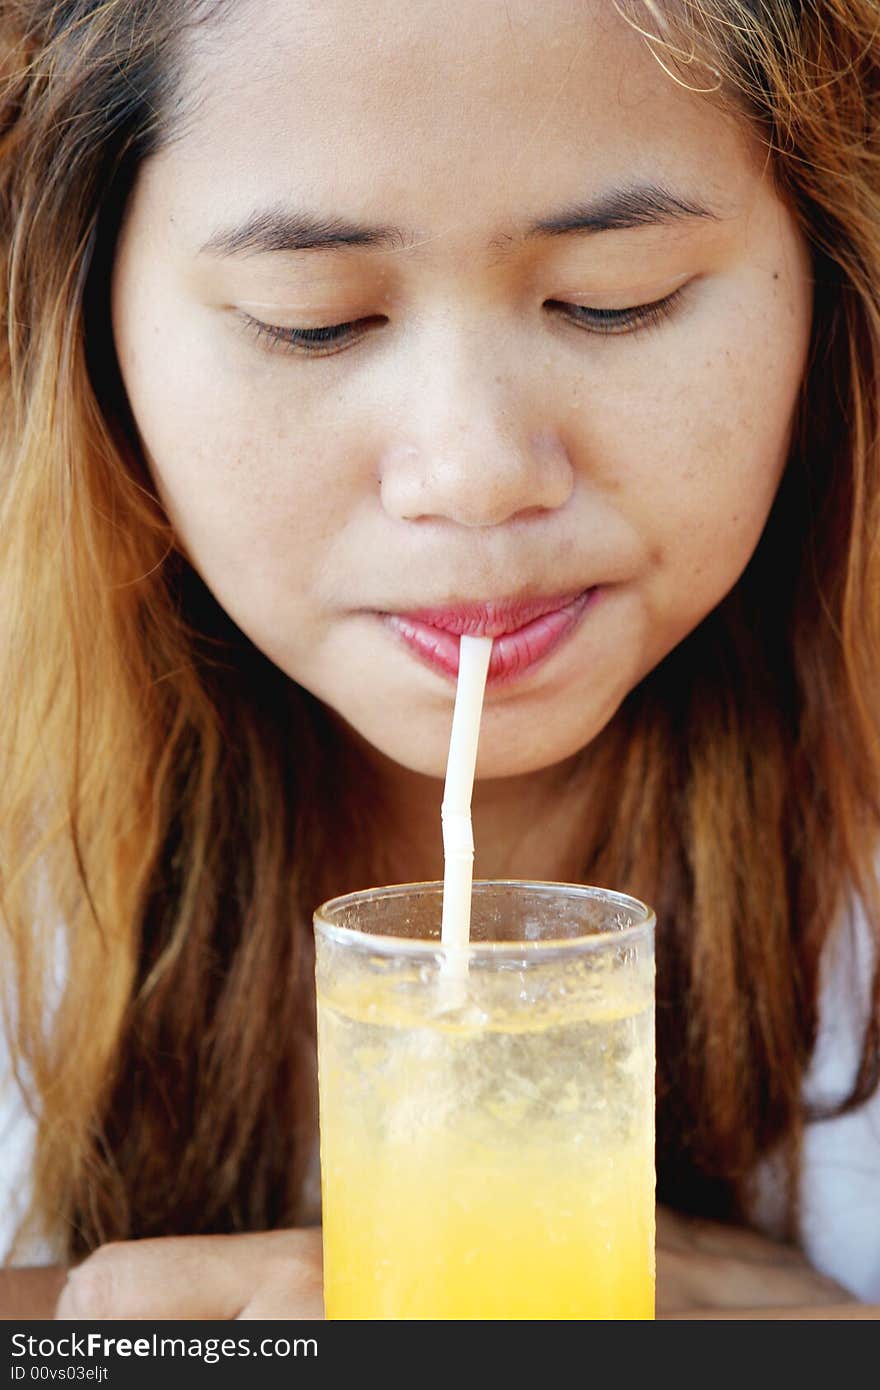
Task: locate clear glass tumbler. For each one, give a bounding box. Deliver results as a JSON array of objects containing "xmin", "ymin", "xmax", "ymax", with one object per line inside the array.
[{"xmin": 314, "ymin": 880, "xmax": 655, "ymax": 1319}]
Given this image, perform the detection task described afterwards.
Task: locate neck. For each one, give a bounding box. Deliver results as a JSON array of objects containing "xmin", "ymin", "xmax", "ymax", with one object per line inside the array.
[{"xmin": 332, "ymin": 727, "xmax": 594, "ymax": 890}]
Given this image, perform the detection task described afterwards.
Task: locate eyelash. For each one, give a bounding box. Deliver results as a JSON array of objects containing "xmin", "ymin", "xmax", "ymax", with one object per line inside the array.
[{"xmin": 242, "ymin": 288, "xmax": 686, "ymax": 357}]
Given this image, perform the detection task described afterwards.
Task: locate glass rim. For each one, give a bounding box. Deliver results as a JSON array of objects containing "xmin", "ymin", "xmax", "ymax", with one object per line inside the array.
[{"xmin": 313, "ymin": 879, "xmax": 655, "ymax": 959}]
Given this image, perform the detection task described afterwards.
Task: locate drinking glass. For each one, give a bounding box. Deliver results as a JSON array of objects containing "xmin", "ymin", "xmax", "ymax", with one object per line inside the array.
[{"xmin": 315, "ymin": 880, "xmax": 655, "ymax": 1319}]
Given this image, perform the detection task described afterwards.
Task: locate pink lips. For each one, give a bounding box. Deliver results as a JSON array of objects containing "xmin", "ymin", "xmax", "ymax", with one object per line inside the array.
[{"xmin": 383, "ymin": 589, "xmax": 599, "ymax": 685}]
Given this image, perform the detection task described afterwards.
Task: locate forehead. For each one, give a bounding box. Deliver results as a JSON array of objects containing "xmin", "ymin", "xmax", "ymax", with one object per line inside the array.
[{"xmin": 159, "ymin": 0, "xmax": 758, "ymax": 248}]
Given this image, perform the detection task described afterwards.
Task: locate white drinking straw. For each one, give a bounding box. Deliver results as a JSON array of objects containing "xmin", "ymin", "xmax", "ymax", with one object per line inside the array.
[{"xmin": 440, "ymin": 634, "xmax": 493, "ymax": 978}]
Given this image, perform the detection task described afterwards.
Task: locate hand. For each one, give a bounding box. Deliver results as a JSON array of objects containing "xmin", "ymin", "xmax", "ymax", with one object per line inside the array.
[
  {"xmin": 54, "ymin": 1228, "xmax": 323, "ymax": 1321},
  {"xmin": 656, "ymin": 1205, "xmax": 875, "ymax": 1318},
  {"xmin": 44, "ymin": 1211, "xmax": 879, "ymax": 1320}
]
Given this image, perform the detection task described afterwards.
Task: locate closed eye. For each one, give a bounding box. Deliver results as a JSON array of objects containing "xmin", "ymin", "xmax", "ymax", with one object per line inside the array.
[
  {"xmin": 547, "ymin": 287, "xmax": 687, "ymax": 336},
  {"xmin": 241, "ymin": 313, "xmax": 385, "ymax": 356},
  {"xmin": 240, "ymin": 286, "xmax": 688, "ymax": 357}
]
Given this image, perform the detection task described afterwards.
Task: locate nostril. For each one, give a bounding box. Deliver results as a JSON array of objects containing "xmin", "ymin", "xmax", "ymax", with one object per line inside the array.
[{"xmin": 379, "ymin": 426, "xmax": 574, "ymax": 527}]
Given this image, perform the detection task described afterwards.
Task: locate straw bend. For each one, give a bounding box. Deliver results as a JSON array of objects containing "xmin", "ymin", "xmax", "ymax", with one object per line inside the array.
[{"xmin": 441, "ymin": 806, "xmax": 475, "ymax": 858}]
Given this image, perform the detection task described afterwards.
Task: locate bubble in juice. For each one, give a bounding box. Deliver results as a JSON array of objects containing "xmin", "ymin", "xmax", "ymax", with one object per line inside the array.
[{"xmin": 318, "ymin": 963, "xmax": 654, "ymax": 1320}]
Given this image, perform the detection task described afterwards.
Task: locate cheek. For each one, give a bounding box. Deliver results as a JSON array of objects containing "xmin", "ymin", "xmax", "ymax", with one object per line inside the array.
[
  {"xmin": 578, "ymin": 276, "xmax": 808, "ymax": 606},
  {"xmin": 114, "ymin": 299, "xmax": 364, "ymax": 595}
]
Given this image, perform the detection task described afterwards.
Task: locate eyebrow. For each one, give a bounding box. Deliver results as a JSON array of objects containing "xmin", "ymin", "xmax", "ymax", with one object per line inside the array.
[{"xmin": 198, "ymin": 182, "xmax": 722, "ymax": 257}]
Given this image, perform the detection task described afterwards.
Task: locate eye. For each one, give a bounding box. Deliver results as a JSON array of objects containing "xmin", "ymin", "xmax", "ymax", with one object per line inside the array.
[
  {"xmin": 241, "ymin": 285, "xmax": 688, "ymax": 359},
  {"xmin": 241, "ymin": 313, "xmax": 386, "ymax": 357},
  {"xmin": 547, "ymin": 287, "xmax": 687, "ymax": 336}
]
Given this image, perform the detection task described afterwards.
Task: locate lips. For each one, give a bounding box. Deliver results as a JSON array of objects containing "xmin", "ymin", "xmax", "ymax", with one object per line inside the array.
[{"xmin": 382, "ymin": 588, "xmax": 599, "ymax": 685}]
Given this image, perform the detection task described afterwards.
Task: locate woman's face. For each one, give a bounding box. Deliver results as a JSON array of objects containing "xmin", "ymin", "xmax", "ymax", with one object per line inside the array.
[{"xmin": 112, "ymin": 0, "xmax": 812, "ymax": 779}]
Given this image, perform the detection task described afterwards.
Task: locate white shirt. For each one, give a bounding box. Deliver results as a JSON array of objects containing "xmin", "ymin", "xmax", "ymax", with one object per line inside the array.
[
  {"xmin": 750, "ymin": 889, "xmax": 880, "ymax": 1299},
  {"xmin": 0, "ymin": 890, "xmax": 66, "ymax": 1266},
  {"xmin": 0, "ymin": 1064, "xmax": 49, "ymax": 1263},
  {"xmin": 2, "ymin": 901, "xmax": 879, "ymax": 1297}
]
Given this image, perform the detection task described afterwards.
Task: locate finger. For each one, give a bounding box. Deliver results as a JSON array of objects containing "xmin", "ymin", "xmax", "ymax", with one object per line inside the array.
[
  {"xmin": 56, "ymin": 1236, "xmax": 249, "ymax": 1321},
  {"xmin": 664, "ymin": 1304, "xmax": 880, "ymax": 1320},
  {"xmin": 55, "ymin": 1229, "xmax": 322, "ymax": 1322},
  {"xmin": 237, "ymin": 1283, "xmax": 324, "ymax": 1320},
  {"xmin": 657, "ymin": 1206, "xmax": 805, "ymax": 1263},
  {"xmin": 236, "ymin": 1229, "xmax": 323, "ymax": 1320},
  {"xmin": 656, "ymin": 1245, "xmax": 857, "ymax": 1315}
]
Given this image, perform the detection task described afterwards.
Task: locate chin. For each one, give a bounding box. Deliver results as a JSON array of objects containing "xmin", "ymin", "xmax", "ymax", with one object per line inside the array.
[{"xmin": 352, "ymin": 721, "xmax": 593, "ymax": 783}]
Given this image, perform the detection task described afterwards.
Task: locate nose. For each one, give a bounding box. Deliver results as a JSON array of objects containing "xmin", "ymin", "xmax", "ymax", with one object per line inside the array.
[{"xmin": 379, "ymin": 369, "xmax": 574, "ymax": 529}]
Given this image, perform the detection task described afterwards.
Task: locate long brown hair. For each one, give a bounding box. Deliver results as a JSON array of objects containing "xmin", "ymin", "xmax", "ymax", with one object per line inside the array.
[{"xmin": 1, "ymin": 0, "xmax": 878, "ymax": 1259}]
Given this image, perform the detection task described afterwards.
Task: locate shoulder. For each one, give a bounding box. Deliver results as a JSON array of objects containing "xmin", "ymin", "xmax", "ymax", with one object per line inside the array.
[
  {"xmin": 804, "ymin": 882, "xmax": 876, "ymax": 1108},
  {"xmin": 0, "ymin": 878, "xmax": 68, "ymax": 1266},
  {"xmin": 796, "ymin": 884, "xmax": 880, "ymax": 1300},
  {"xmin": 751, "ymin": 881, "xmax": 880, "ymax": 1301},
  {"xmin": 0, "ymin": 1028, "xmax": 57, "ymax": 1266}
]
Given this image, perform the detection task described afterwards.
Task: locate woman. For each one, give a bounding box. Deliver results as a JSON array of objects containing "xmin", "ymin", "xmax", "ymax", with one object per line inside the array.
[{"xmin": 1, "ymin": 0, "xmax": 878, "ymax": 1317}]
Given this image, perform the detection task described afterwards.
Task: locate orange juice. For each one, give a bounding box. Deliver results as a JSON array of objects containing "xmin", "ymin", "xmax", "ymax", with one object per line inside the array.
[
  {"xmin": 321, "ymin": 1117, "xmax": 654, "ymax": 1318},
  {"xmin": 317, "ymin": 945, "xmax": 654, "ymax": 1318}
]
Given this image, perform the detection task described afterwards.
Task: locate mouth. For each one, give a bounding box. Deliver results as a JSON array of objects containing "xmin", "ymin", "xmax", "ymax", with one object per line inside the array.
[{"xmin": 380, "ymin": 588, "xmax": 601, "ymax": 686}]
